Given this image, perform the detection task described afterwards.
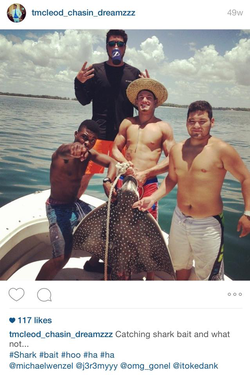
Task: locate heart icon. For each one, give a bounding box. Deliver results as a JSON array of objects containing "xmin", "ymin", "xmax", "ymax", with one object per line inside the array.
[
  {"xmin": 8, "ymin": 288, "xmax": 25, "ymax": 301},
  {"xmin": 9, "ymin": 318, "xmax": 15, "ymax": 323}
]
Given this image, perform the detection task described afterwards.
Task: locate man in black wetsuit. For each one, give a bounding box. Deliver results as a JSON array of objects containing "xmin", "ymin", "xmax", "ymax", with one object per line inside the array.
[
  {"xmin": 75, "ymin": 30, "xmax": 148, "ymax": 273},
  {"xmin": 74, "ymin": 29, "xmax": 148, "ymax": 197}
]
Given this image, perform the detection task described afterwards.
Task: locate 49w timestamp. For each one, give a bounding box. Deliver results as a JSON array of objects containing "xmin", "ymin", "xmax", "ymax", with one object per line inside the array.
[{"xmin": 227, "ymin": 9, "xmax": 243, "ymax": 16}]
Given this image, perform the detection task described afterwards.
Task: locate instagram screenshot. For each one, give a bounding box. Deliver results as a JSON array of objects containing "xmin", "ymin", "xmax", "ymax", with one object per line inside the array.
[{"xmin": 0, "ymin": 0, "xmax": 249, "ymax": 373}]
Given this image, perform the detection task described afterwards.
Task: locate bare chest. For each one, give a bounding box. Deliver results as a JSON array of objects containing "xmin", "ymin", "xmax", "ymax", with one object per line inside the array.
[
  {"xmin": 127, "ymin": 125, "xmax": 162, "ymax": 150},
  {"xmin": 175, "ymin": 147, "xmax": 224, "ymax": 178},
  {"xmin": 55, "ymin": 159, "xmax": 88, "ymax": 181}
]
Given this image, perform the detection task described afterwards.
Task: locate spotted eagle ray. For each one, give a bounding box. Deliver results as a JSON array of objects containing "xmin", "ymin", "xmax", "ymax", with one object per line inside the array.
[{"xmin": 73, "ymin": 176, "xmax": 175, "ymax": 280}]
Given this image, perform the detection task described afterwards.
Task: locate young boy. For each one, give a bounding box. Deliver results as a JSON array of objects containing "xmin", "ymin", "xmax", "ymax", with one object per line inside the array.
[{"xmin": 36, "ymin": 120, "xmax": 116, "ymax": 280}]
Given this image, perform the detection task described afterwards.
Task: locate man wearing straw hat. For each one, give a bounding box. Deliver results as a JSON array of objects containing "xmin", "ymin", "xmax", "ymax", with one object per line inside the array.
[
  {"xmin": 84, "ymin": 78, "xmax": 175, "ymax": 278},
  {"xmin": 111, "ymin": 78, "xmax": 175, "ymax": 279},
  {"xmin": 112, "ymin": 78, "xmax": 175, "ymax": 217}
]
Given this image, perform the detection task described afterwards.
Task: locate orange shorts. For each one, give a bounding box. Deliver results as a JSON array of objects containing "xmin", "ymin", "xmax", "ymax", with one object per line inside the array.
[{"xmin": 85, "ymin": 140, "xmax": 114, "ymax": 174}]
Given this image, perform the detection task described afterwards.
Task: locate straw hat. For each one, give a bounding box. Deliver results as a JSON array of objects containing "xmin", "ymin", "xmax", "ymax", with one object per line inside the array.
[{"xmin": 126, "ymin": 78, "xmax": 168, "ymax": 107}]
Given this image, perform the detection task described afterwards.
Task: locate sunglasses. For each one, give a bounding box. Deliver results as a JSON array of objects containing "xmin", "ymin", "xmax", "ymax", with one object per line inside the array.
[{"xmin": 107, "ymin": 41, "xmax": 126, "ymax": 47}]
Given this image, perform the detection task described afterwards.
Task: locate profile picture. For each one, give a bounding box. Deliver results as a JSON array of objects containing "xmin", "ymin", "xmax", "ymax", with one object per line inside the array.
[{"xmin": 7, "ymin": 3, "xmax": 26, "ymax": 23}]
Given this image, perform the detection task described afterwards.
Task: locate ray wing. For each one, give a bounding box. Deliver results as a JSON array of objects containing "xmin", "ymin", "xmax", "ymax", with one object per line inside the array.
[
  {"xmin": 73, "ymin": 202, "xmax": 108, "ymax": 255},
  {"xmin": 73, "ymin": 203, "xmax": 175, "ymax": 280}
]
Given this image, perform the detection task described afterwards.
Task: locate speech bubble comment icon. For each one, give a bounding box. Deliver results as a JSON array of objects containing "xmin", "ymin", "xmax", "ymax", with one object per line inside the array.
[
  {"xmin": 8, "ymin": 288, "xmax": 25, "ymax": 301},
  {"xmin": 37, "ymin": 288, "xmax": 52, "ymax": 302}
]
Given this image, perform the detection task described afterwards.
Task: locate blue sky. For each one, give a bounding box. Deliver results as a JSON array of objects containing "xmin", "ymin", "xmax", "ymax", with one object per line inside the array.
[{"xmin": 0, "ymin": 29, "xmax": 249, "ymax": 107}]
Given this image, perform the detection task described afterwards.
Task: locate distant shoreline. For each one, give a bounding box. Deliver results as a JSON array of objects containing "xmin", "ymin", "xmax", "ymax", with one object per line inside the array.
[
  {"xmin": 0, "ymin": 92, "xmax": 72, "ymax": 101},
  {"xmin": 1, "ymin": 92, "xmax": 250, "ymax": 112}
]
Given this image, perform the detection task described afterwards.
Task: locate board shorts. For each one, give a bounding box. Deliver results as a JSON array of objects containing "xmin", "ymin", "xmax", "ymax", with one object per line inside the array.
[
  {"xmin": 85, "ymin": 140, "xmax": 113, "ymax": 174},
  {"xmin": 46, "ymin": 197, "xmax": 93, "ymax": 258},
  {"xmin": 169, "ymin": 206, "xmax": 224, "ymax": 280},
  {"xmin": 117, "ymin": 176, "xmax": 159, "ymax": 220}
]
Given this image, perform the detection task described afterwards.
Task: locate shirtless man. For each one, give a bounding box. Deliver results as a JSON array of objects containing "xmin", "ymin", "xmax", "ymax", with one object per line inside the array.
[
  {"xmin": 133, "ymin": 101, "xmax": 250, "ymax": 280},
  {"xmin": 36, "ymin": 120, "xmax": 116, "ymax": 280},
  {"xmin": 114, "ymin": 78, "xmax": 175, "ymax": 280},
  {"xmin": 113, "ymin": 78, "xmax": 175, "ymax": 218},
  {"xmin": 84, "ymin": 78, "xmax": 175, "ymax": 279}
]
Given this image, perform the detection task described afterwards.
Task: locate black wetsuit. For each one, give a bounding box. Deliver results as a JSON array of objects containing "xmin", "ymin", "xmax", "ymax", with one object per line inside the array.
[{"xmin": 74, "ymin": 62, "xmax": 140, "ymax": 141}]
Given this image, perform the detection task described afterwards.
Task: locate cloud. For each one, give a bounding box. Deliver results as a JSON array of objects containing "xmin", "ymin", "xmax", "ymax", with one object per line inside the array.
[
  {"xmin": 0, "ymin": 30, "xmax": 106, "ymax": 96},
  {"xmin": 164, "ymin": 45, "xmax": 232, "ymax": 82},
  {"xmin": 161, "ymin": 39, "xmax": 250, "ymax": 87},
  {"xmin": 224, "ymin": 38, "xmax": 250, "ymax": 85},
  {"xmin": 5, "ymin": 34, "xmax": 22, "ymax": 44},
  {"xmin": 126, "ymin": 36, "xmax": 165, "ymax": 71},
  {"xmin": 25, "ymin": 32, "xmax": 40, "ymax": 40},
  {"xmin": 240, "ymin": 30, "xmax": 250, "ymax": 35}
]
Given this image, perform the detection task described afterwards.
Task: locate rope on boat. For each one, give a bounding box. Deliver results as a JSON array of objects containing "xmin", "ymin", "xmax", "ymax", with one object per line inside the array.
[{"xmin": 104, "ymin": 162, "xmax": 131, "ymax": 280}]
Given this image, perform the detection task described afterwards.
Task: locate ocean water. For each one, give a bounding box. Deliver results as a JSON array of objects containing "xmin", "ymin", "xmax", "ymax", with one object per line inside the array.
[{"xmin": 0, "ymin": 95, "xmax": 249, "ymax": 279}]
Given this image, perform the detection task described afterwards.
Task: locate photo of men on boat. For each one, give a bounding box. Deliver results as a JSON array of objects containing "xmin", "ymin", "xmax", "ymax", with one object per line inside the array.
[{"xmin": 0, "ymin": 29, "xmax": 249, "ymax": 281}]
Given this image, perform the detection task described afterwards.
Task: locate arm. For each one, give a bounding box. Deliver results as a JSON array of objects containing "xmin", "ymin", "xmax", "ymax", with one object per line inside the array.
[
  {"xmin": 112, "ymin": 118, "xmax": 134, "ymax": 174},
  {"xmin": 133, "ymin": 149, "xmax": 178, "ymax": 211},
  {"xmin": 222, "ymin": 144, "xmax": 250, "ymax": 237},
  {"xmin": 112, "ymin": 121, "xmax": 128, "ymax": 163},
  {"xmin": 56, "ymin": 143, "xmax": 89, "ymax": 161},
  {"xmin": 89, "ymin": 150, "xmax": 117, "ymax": 198},
  {"xmin": 74, "ymin": 62, "xmax": 95, "ymax": 106},
  {"xmin": 135, "ymin": 122, "xmax": 176, "ymax": 183}
]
